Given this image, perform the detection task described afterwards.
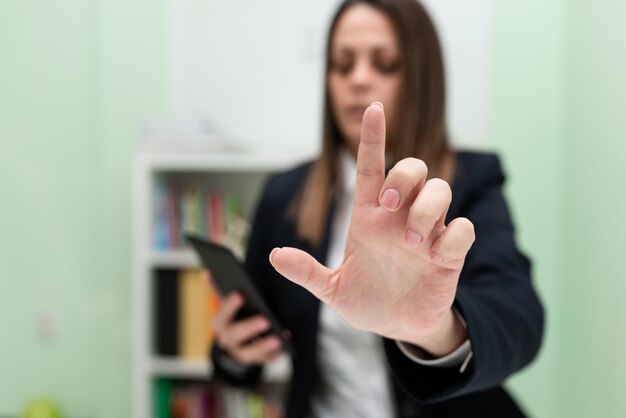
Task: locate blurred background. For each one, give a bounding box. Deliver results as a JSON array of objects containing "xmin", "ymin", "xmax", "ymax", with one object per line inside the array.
[{"xmin": 1, "ymin": 0, "xmax": 625, "ymax": 417}]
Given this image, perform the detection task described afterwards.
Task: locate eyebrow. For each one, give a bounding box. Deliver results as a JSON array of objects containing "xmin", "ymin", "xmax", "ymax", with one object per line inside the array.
[{"xmin": 332, "ymin": 45, "xmax": 398, "ymax": 54}]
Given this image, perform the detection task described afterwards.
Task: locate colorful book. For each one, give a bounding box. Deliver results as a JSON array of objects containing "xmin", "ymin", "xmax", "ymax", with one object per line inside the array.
[
  {"xmin": 154, "ymin": 378, "xmax": 173, "ymax": 418},
  {"xmin": 167, "ymin": 180, "xmax": 180, "ymax": 248},
  {"xmin": 208, "ymin": 189, "xmax": 224, "ymax": 244},
  {"xmin": 178, "ymin": 269, "xmax": 211, "ymax": 360},
  {"xmin": 154, "ymin": 177, "xmax": 169, "ymax": 250},
  {"xmin": 154, "ymin": 269, "xmax": 179, "ymax": 356}
]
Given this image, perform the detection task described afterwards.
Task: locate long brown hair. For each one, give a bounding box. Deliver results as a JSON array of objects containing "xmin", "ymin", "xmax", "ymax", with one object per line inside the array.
[{"xmin": 294, "ymin": 0, "xmax": 453, "ymax": 247}]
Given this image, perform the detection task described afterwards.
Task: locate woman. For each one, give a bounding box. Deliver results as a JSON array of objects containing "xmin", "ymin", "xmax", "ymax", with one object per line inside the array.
[{"xmin": 211, "ymin": 1, "xmax": 544, "ymax": 417}]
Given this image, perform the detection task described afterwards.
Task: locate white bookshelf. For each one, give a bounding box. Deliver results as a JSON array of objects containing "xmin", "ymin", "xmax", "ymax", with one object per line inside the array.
[
  {"xmin": 132, "ymin": 148, "xmax": 304, "ymax": 418},
  {"xmin": 149, "ymin": 355, "xmax": 291, "ymax": 381}
]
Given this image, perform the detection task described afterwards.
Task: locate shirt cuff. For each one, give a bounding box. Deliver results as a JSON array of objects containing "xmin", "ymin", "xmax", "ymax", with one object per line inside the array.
[
  {"xmin": 395, "ymin": 309, "xmax": 473, "ymax": 373},
  {"xmin": 214, "ymin": 349, "xmax": 250, "ymax": 377}
]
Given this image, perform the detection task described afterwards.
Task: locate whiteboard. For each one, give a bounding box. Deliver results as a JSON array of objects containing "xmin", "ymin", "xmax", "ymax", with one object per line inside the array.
[{"xmin": 168, "ymin": 0, "xmax": 492, "ymax": 156}]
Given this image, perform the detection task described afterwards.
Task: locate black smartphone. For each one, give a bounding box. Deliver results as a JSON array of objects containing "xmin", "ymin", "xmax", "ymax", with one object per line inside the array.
[{"xmin": 184, "ymin": 233, "xmax": 294, "ymax": 355}]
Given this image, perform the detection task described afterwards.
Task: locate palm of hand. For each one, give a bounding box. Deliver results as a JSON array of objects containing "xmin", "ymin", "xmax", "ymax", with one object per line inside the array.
[
  {"xmin": 270, "ymin": 103, "xmax": 474, "ymax": 344},
  {"xmin": 332, "ymin": 203, "xmax": 460, "ymax": 340}
]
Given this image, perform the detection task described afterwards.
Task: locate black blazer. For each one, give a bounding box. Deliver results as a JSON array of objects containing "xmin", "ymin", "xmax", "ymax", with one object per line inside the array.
[{"xmin": 212, "ymin": 151, "xmax": 544, "ymax": 418}]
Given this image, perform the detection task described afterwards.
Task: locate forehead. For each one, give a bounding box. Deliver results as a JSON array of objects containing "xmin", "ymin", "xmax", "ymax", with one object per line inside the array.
[{"xmin": 331, "ymin": 4, "xmax": 399, "ymax": 51}]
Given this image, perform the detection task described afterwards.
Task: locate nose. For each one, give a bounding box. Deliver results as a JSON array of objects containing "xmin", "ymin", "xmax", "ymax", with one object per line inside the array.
[{"xmin": 349, "ymin": 59, "xmax": 372, "ymax": 90}]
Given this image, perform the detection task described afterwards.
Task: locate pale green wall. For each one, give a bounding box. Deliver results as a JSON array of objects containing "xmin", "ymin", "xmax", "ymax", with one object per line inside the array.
[
  {"xmin": 0, "ymin": 1, "xmax": 167, "ymax": 417},
  {"xmin": 491, "ymin": 1, "xmax": 626, "ymax": 417},
  {"xmin": 489, "ymin": 1, "xmax": 566, "ymax": 417},
  {"xmin": 90, "ymin": 0, "xmax": 168, "ymax": 415},
  {"xmin": 560, "ymin": 1, "xmax": 626, "ymax": 416},
  {"xmin": 2, "ymin": 1, "xmax": 625, "ymax": 417},
  {"xmin": 0, "ymin": 1, "xmax": 96, "ymax": 414}
]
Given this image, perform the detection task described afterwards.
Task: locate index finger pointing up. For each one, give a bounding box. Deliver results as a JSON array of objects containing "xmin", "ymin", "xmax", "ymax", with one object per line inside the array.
[{"xmin": 354, "ymin": 102, "xmax": 386, "ymax": 207}]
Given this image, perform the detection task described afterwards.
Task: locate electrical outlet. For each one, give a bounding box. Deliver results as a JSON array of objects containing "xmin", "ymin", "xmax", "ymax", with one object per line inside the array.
[{"xmin": 37, "ymin": 308, "xmax": 58, "ymax": 343}]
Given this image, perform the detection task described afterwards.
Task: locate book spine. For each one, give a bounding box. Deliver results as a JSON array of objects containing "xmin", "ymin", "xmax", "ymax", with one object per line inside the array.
[
  {"xmin": 154, "ymin": 378, "xmax": 173, "ymax": 418},
  {"xmin": 154, "ymin": 269, "xmax": 179, "ymax": 356},
  {"xmin": 209, "ymin": 189, "xmax": 224, "ymax": 244},
  {"xmin": 178, "ymin": 269, "xmax": 211, "ymax": 360}
]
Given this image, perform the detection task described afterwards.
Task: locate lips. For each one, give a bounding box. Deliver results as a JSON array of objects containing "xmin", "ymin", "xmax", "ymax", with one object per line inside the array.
[{"xmin": 345, "ymin": 105, "xmax": 369, "ymax": 120}]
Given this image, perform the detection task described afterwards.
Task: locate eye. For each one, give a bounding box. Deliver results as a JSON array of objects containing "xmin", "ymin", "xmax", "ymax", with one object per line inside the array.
[
  {"xmin": 374, "ymin": 57, "xmax": 401, "ymax": 75},
  {"xmin": 330, "ymin": 55, "xmax": 354, "ymax": 75}
]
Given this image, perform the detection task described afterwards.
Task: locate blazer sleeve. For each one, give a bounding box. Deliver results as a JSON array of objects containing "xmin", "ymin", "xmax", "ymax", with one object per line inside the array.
[
  {"xmin": 383, "ymin": 154, "xmax": 545, "ymax": 403},
  {"xmin": 211, "ymin": 176, "xmax": 278, "ymax": 388}
]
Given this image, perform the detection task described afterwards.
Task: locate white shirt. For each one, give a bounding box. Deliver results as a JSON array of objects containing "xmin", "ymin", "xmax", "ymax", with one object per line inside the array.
[{"xmin": 309, "ymin": 150, "xmax": 472, "ymax": 418}]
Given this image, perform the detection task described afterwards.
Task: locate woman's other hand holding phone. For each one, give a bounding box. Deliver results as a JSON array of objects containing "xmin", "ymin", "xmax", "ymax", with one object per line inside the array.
[{"xmin": 213, "ymin": 292, "xmax": 284, "ymax": 366}]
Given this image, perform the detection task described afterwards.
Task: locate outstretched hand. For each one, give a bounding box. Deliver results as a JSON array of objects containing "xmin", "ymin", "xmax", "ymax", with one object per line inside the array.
[{"xmin": 270, "ymin": 102, "xmax": 475, "ymax": 355}]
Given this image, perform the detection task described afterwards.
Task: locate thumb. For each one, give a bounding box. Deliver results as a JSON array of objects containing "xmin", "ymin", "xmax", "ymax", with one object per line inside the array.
[{"xmin": 269, "ymin": 247, "xmax": 335, "ymax": 304}]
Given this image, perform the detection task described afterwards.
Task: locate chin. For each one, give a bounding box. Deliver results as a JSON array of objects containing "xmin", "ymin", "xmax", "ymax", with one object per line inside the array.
[{"xmin": 347, "ymin": 128, "xmax": 361, "ymax": 144}]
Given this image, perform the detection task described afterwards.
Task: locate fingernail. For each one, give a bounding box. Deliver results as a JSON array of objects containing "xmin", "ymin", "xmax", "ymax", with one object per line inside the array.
[
  {"xmin": 372, "ymin": 101, "xmax": 384, "ymax": 109},
  {"xmin": 231, "ymin": 292, "xmax": 242, "ymax": 304},
  {"xmin": 405, "ymin": 229, "xmax": 423, "ymax": 246},
  {"xmin": 269, "ymin": 247, "xmax": 281, "ymax": 263},
  {"xmin": 380, "ymin": 189, "xmax": 400, "ymax": 210},
  {"xmin": 267, "ymin": 337, "xmax": 281, "ymax": 349},
  {"xmin": 258, "ymin": 318, "xmax": 269, "ymax": 329},
  {"xmin": 431, "ymin": 251, "xmax": 444, "ymax": 264}
]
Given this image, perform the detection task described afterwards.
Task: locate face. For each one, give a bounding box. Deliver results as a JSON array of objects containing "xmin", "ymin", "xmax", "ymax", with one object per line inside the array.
[{"xmin": 328, "ymin": 4, "xmax": 403, "ymax": 156}]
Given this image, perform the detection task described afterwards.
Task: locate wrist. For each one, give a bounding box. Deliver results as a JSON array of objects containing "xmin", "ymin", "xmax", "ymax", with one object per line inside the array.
[{"xmin": 402, "ymin": 308, "xmax": 468, "ymax": 358}]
